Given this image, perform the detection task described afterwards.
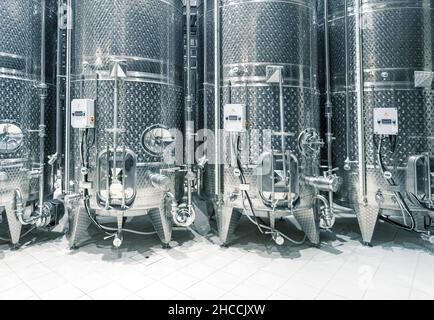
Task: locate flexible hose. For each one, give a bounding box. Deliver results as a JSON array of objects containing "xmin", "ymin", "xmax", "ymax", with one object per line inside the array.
[
  {"xmin": 376, "ymin": 136, "xmax": 416, "ymax": 230},
  {"xmin": 97, "ymin": 224, "xmax": 157, "ymax": 236},
  {"xmin": 80, "ymin": 124, "xmax": 157, "ymax": 238},
  {"xmin": 232, "ymin": 134, "xmax": 306, "ymax": 245},
  {"xmin": 234, "ymin": 135, "xmax": 265, "ymax": 235},
  {"xmin": 83, "ymin": 197, "xmax": 116, "ymax": 237},
  {"xmin": 83, "ymin": 199, "xmax": 157, "ymax": 236},
  {"xmin": 242, "ymin": 210, "xmax": 307, "ymax": 245}
]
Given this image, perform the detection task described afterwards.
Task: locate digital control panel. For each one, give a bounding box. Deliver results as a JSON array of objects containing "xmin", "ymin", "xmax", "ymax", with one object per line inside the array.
[
  {"xmin": 71, "ymin": 99, "xmax": 95, "ymax": 129},
  {"xmin": 224, "ymin": 104, "xmax": 247, "ymax": 133},
  {"xmin": 373, "ymin": 108, "xmax": 399, "ymax": 136}
]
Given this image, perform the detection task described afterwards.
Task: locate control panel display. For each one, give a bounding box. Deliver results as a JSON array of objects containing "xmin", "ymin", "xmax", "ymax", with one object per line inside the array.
[
  {"xmin": 373, "ymin": 108, "xmax": 399, "ymax": 136},
  {"xmin": 71, "ymin": 99, "xmax": 95, "ymax": 129},
  {"xmin": 224, "ymin": 104, "xmax": 247, "ymax": 133}
]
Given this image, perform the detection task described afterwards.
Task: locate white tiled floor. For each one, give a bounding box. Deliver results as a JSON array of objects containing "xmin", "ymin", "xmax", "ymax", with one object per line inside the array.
[{"xmin": 0, "ymin": 216, "xmax": 433, "ymax": 300}]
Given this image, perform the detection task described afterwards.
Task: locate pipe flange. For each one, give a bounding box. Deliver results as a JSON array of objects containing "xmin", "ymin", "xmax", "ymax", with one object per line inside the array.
[
  {"xmin": 320, "ymin": 214, "xmax": 336, "ymax": 230},
  {"xmin": 173, "ymin": 205, "xmax": 195, "ymax": 228}
]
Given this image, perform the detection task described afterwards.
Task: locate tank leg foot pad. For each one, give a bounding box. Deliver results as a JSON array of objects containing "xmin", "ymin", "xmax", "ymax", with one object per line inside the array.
[
  {"xmin": 293, "ymin": 209, "xmax": 320, "ymax": 245},
  {"xmin": 9, "ymin": 243, "xmax": 20, "ymax": 251},
  {"xmin": 149, "ymin": 207, "xmax": 173, "ymax": 245},
  {"xmin": 217, "ymin": 206, "xmax": 241, "ymax": 246}
]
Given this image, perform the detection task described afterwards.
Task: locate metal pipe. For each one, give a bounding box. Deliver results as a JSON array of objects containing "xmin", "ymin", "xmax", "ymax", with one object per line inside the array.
[
  {"xmin": 40, "ymin": 0, "xmax": 46, "ymax": 98},
  {"xmin": 38, "ymin": 0, "xmax": 47, "ymax": 214},
  {"xmin": 64, "ymin": 0, "xmax": 72, "ymax": 194},
  {"xmin": 304, "ymin": 175, "xmax": 342, "ymax": 193},
  {"xmin": 14, "ymin": 189, "xmax": 30, "ymax": 226},
  {"xmin": 355, "ymin": 0, "xmax": 368, "ymax": 203},
  {"xmin": 324, "ymin": 1, "xmax": 331, "ymax": 110},
  {"xmin": 112, "ymin": 66, "xmax": 119, "ymax": 188},
  {"xmin": 199, "ymin": 0, "xmax": 208, "ymax": 198},
  {"xmin": 278, "ymin": 70, "xmax": 287, "ymax": 183},
  {"xmin": 343, "ymin": 0, "xmax": 352, "ymax": 169},
  {"xmin": 314, "ymin": 194, "xmax": 333, "ymax": 228},
  {"xmin": 185, "ymin": 0, "xmax": 194, "ymax": 210},
  {"xmin": 214, "ymin": 0, "xmax": 221, "ymax": 199},
  {"xmin": 14, "ymin": 188, "xmax": 50, "ymax": 228},
  {"xmin": 313, "ymin": 194, "xmax": 331, "ymax": 212},
  {"xmin": 55, "ymin": 0, "xmax": 64, "ymax": 174},
  {"xmin": 186, "ymin": 0, "xmax": 192, "ymax": 112},
  {"xmin": 203, "ymin": 0, "xmax": 208, "ymax": 133},
  {"xmin": 324, "ymin": 0, "xmax": 334, "ymax": 214}
]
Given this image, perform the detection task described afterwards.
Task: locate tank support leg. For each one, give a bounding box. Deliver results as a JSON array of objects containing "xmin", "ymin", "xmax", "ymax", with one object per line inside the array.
[
  {"xmin": 216, "ymin": 206, "xmax": 241, "ymax": 246},
  {"xmin": 356, "ymin": 205, "xmax": 378, "ymax": 246},
  {"xmin": 293, "ymin": 208, "xmax": 320, "ymax": 245},
  {"xmin": 149, "ymin": 206, "xmax": 173, "ymax": 246},
  {"xmin": 5, "ymin": 199, "xmax": 22, "ymax": 247},
  {"xmin": 68, "ymin": 205, "xmax": 91, "ymax": 249}
]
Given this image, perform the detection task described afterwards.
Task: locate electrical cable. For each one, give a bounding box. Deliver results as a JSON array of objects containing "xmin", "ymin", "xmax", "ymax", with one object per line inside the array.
[
  {"xmin": 83, "ymin": 195, "xmax": 157, "ymax": 237},
  {"xmin": 233, "ymin": 135, "xmax": 265, "ymax": 234},
  {"xmin": 376, "ymin": 135, "xmax": 417, "ymax": 231},
  {"xmin": 79, "ymin": 122, "xmax": 117, "ymax": 237},
  {"xmin": 80, "ymin": 124, "xmax": 157, "ymax": 238},
  {"xmin": 83, "ymin": 193, "xmax": 114, "ymax": 237},
  {"xmin": 96, "ymin": 224, "xmax": 158, "ymax": 236},
  {"xmin": 408, "ymin": 192, "xmax": 434, "ymax": 213},
  {"xmin": 233, "ymin": 134, "xmax": 306, "ymax": 245}
]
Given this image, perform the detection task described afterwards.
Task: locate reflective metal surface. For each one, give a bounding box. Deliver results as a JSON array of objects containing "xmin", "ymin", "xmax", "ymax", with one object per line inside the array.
[
  {"xmin": 198, "ymin": 0, "xmax": 323, "ymax": 245},
  {"xmin": 68, "ymin": 0, "xmax": 185, "ymax": 247},
  {"xmin": 0, "ymin": 0, "xmax": 57, "ymax": 245},
  {"xmin": 326, "ymin": 0, "xmax": 434, "ymax": 243}
]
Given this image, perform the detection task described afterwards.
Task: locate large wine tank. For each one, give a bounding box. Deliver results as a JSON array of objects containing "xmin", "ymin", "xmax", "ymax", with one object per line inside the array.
[
  {"xmin": 67, "ymin": 0, "xmax": 188, "ymax": 248},
  {"xmin": 326, "ymin": 0, "xmax": 434, "ymax": 244},
  {"xmin": 198, "ymin": 0, "xmax": 341, "ymax": 246},
  {"xmin": 0, "ymin": 0, "xmax": 60, "ymax": 248}
]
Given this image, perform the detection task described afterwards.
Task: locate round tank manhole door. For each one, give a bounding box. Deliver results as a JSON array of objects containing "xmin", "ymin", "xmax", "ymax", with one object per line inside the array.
[{"xmin": 0, "ymin": 121, "xmax": 24, "ymax": 154}]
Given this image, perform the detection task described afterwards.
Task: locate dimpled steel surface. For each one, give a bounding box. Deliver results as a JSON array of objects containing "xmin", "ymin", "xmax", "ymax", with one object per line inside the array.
[
  {"xmin": 329, "ymin": 1, "xmax": 434, "ymax": 202},
  {"xmin": 199, "ymin": 0, "xmax": 319, "ymax": 197},
  {"xmin": 70, "ymin": 0, "xmax": 184, "ymax": 210},
  {"xmin": 0, "ymin": 0, "xmax": 48, "ymax": 207},
  {"xmin": 328, "ymin": 0, "xmax": 434, "ymax": 241},
  {"xmin": 198, "ymin": 0, "xmax": 320, "ymax": 243}
]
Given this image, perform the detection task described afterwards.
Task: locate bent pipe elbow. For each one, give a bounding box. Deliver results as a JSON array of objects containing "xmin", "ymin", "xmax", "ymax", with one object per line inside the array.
[{"xmin": 13, "ymin": 189, "xmax": 33, "ymax": 226}]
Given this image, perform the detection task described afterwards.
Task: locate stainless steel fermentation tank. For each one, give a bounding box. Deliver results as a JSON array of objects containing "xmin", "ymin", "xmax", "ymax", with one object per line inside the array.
[
  {"xmin": 67, "ymin": 0, "xmax": 192, "ymax": 248},
  {"xmin": 198, "ymin": 0, "xmax": 342, "ymax": 246},
  {"xmin": 0, "ymin": 0, "xmax": 61, "ymax": 248},
  {"xmin": 325, "ymin": 0, "xmax": 434, "ymax": 245}
]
